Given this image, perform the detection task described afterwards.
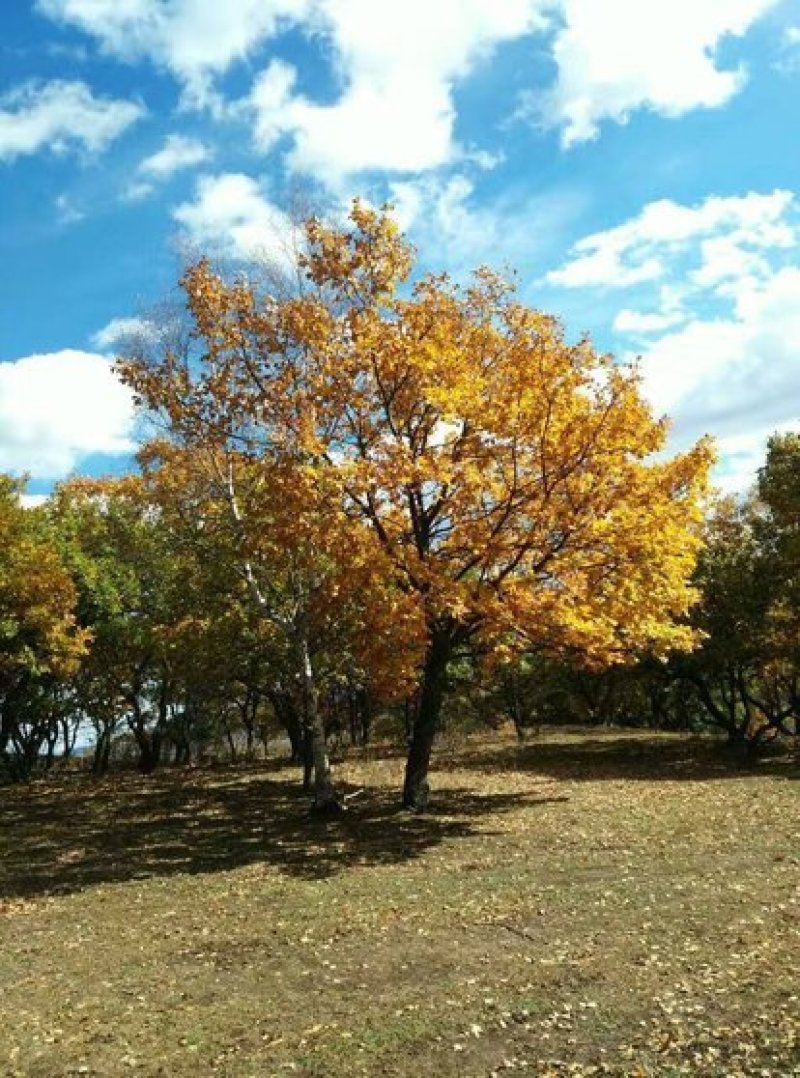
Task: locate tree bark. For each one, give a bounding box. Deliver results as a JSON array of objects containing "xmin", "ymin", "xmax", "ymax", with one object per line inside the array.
[
  {"xmin": 402, "ymin": 629, "xmax": 451, "ymax": 812},
  {"xmin": 269, "ymin": 689, "xmax": 304, "ymax": 763},
  {"xmin": 299, "ymin": 634, "xmax": 339, "ymax": 811},
  {"xmin": 93, "ymin": 728, "xmax": 111, "ymax": 775}
]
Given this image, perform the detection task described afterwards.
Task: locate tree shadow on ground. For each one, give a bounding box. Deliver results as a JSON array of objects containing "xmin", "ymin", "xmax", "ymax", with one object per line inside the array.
[
  {"xmin": 455, "ymin": 731, "xmax": 800, "ymax": 784},
  {"xmin": 0, "ymin": 765, "xmax": 564, "ymax": 900}
]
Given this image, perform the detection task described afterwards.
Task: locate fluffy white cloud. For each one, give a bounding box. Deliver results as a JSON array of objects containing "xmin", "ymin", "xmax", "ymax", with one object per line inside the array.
[
  {"xmin": 173, "ymin": 172, "xmax": 295, "ymax": 264},
  {"xmin": 249, "ymin": 60, "xmax": 297, "ymax": 152},
  {"xmin": 547, "ymin": 190, "xmax": 794, "ymax": 289},
  {"xmin": 37, "ymin": 1, "xmax": 542, "ymax": 173},
  {"xmin": 637, "ymin": 268, "xmax": 800, "ymax": 491},
  {"xmin": 247, "ymin": 0, "xmax": 551, "ymax": 177},
  {"xmin": 542, "ymin": 0, "xmax": 780, "ymax": 147},
  {"xmin": 0, "ymin": 79, "xmax": 143, "ymax": 161},
  {"xmin": 38, "ymin": 0, "xmax": 313, "ymax": 105},
  {"xmin": 40, "ymin": 0, "xmax": 552, "ymax": 175},
  {"xmin": 38, "ymin": 0, "xmax": 782, "ymax": 173},
  {"xmin": 546, "ymin": 188, "xmax": 800, "ymax": 491},
  {"xmin": 0, "ymin": 350, "xmax": 136, "ymax": 479},
  {"xmin": 139, "ymin": 133, "xmax": 210, "ymax": 178}
]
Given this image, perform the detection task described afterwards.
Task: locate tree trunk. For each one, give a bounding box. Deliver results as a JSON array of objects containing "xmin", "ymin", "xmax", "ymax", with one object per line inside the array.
[
  {"xmin": 402, "ymin": 629, "xmax": 451, "ymax": 812},
  {"xmin": 269, "ymin": 689, "xmax": 304, "ymax": 764},
  {"xmin": 225, "ymin": 722, "xmax": 238, "ymax": 762},
  {"xmin": 93, "ymin": 728, "xmax": 111, "ymax": 775},
  {"xmin": 299, "ymin": 635, "xmax": 339, "ymax": 812},
  {"xmin": 138, "ymin": 732, "xmax": 161, "ymax": 774}
]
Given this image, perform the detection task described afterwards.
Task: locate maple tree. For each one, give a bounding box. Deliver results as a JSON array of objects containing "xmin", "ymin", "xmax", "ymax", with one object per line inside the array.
[{"xmin": 119, "ymin": 203, "xmax": 713, "ymax": 810}]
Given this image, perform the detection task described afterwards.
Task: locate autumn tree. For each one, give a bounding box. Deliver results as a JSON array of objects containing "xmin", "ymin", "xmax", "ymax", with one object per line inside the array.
[
  {"xmin": 0, "ymin": 477, "xmax": 87, "ymax": 781},
  {"xmin": 119, "ymin": 203, "xmax": 712, "ymax": 810}
]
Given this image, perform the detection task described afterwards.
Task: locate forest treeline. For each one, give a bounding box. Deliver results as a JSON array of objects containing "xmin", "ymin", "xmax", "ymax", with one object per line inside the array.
[{"xmin": 2, "ymin": 206, "xmax": 797, "ymax": 805}]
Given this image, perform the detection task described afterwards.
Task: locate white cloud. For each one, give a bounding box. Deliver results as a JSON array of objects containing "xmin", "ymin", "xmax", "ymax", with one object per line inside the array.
[
  {"xmin": 124, "ymin": 133, "xmax": 211, "ymax": 200},
  {"xmin": 0, "ymin": 79, "xmax": 143, "ymax": 161},
  {"xmin": 91, "ymin": 317, "xmax": 155, "ymax": 351},
  {"xmin": 638, "ymin": 269, "xmax": 800, "ymax": 488},
  {"xmin": 38, "ymin": 0, "xmax": 313, "ymax": 105},
  {"xmin": 547, "ymin": 190, "xmax": 794, "ymax": 289},
  {"xmin": 0, "ymin": 350, "xmax": 136, "ymax": 479},
  {"xmin": 613, "ymin": 309, "xmax": 686, "ymax": 335},
  {"xmin": 20, "ymin": 494, "xmax": 49, "ymax": 509},
  {"xmin": 38, "ymin": 0, "xmax": 781, "ymax": 176},
  {"xmin": 139, "ymin": 133, "xmax": 210, "ymax": 178},
  {"xmin": 547, "ymin": 188, "xmax": 800, "ymax": 491},
  {"xmin": 249, "ymin": 60, "xmax": 297, "ymax": 152},
  {"xmin": 38, "ymin": 0, "xmax": 550, "ymax": 175},
  {"xmin": 173, "ymin": 172, "xmax": 296, "ymax": 264},
  {"xmin": 541, "ymin": 0, "xmax": 780, "ymax": 147},
  {"xmin": 123, "ymin": 180, "xmax": 155, "ymax": 202},
  {"xmin": 242, "ymin": 0, "xmax": 552, "ymax": 178}
]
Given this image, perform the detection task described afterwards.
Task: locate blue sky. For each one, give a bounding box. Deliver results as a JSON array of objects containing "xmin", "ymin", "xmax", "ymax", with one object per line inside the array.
[{"xmin": 2, "ymin": 0, "xmax": 800, "ymax": 498}]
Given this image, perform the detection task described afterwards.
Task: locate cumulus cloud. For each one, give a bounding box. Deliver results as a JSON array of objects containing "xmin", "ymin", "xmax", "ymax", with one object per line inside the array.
[
  {"xmin": 39, "ymin": 0, "xmax": 552, "ymax": 174},
  {"xmin": 637, "ymin": 269, "xmax": 800, "ymax": 492},
  {"xmin": 547, "ymin": 190, "xmax": 794, "ymax": 289},
  {"xmin": 0, "ymin": 79, "xmax": 143, "ymax": 161},
  {"xmin": 37, "ymin": 0, "xmax": 313, "ymax": 105},
  {"xmin": 548, "ymin": 189, "xmax": 800, "ymax": 492},
  {"xmin": 541, "ymin": 0, "xmax": 780, "ymax": 147},
  {"xmin": 37, "ymin": 0, "xmax": 781, "ymax": 172},
  {"xmin": 0, "ymin": 350, "xmax": 136, "ymax": 479},
  {"xmin": 173, "ymin": 172, "xmax": 296, "ymax": 264},
  {"xmin": 613, "ymin": 308, "xmax": 686, "ymax": 335},
  {"xmin": 246, "ymin": 0, "xmax": 551, "ymax": 178}
]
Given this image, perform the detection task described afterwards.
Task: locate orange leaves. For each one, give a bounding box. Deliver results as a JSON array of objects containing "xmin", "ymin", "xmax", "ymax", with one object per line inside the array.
[{"xmin": 116, "ymin": 202, "xmax": 714, "ymax": 686}]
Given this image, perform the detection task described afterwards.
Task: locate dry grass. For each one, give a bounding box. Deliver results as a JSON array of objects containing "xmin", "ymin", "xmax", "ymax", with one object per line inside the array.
[{"xmin": 0, "ymin": 728, "xmax": 798, "ymax": 1076}]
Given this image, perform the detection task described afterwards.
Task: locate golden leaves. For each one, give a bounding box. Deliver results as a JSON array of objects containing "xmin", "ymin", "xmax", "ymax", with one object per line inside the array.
[{"xmin": 117, "ymin": 203, "xmax": 713, "ymax": 678}]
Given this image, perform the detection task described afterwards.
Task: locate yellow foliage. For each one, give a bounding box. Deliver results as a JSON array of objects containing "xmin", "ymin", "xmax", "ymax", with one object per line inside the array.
[{"xmin": 118, "ymin": 201, "xmax": 714, "ymax": 678}]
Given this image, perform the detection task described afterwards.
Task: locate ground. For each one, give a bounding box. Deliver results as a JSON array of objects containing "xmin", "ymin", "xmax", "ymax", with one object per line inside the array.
[{"xmin": 0, "ymin": 728, "xmax": 798, "ymax": 1077}]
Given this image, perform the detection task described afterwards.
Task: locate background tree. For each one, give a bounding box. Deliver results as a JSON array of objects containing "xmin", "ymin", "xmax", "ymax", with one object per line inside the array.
[
  {"xmin": 0, "ymin": 477, "xmax": 87, "ymax": 780},
  {"xmin": 51, "ymin": 477, "xmax": 213, "ymax": 774}
]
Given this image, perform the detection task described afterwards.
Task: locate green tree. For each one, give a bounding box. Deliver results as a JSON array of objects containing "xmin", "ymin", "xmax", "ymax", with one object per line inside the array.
[{"xmin": 0, "ymin": 478, "xmax": 87, "ymax": 781}]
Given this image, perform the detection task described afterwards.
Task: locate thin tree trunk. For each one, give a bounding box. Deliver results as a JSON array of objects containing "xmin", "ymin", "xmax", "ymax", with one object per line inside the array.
[
  {"xmin": 93, "ymin": 728, "xmax": 110, "ymax": 774},
  {"xmin": 299, "ymin": 635, "xmax": 339, "ymax": 811},
  {"xmin": 402, "ymin": 629, "xmax": 451, "ymax": 812}
]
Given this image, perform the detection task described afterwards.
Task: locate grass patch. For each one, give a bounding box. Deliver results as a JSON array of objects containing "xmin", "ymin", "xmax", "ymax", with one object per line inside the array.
[{"xmin": 0, "ymin": 728, "xmax": 798, "ymax": 1076}]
